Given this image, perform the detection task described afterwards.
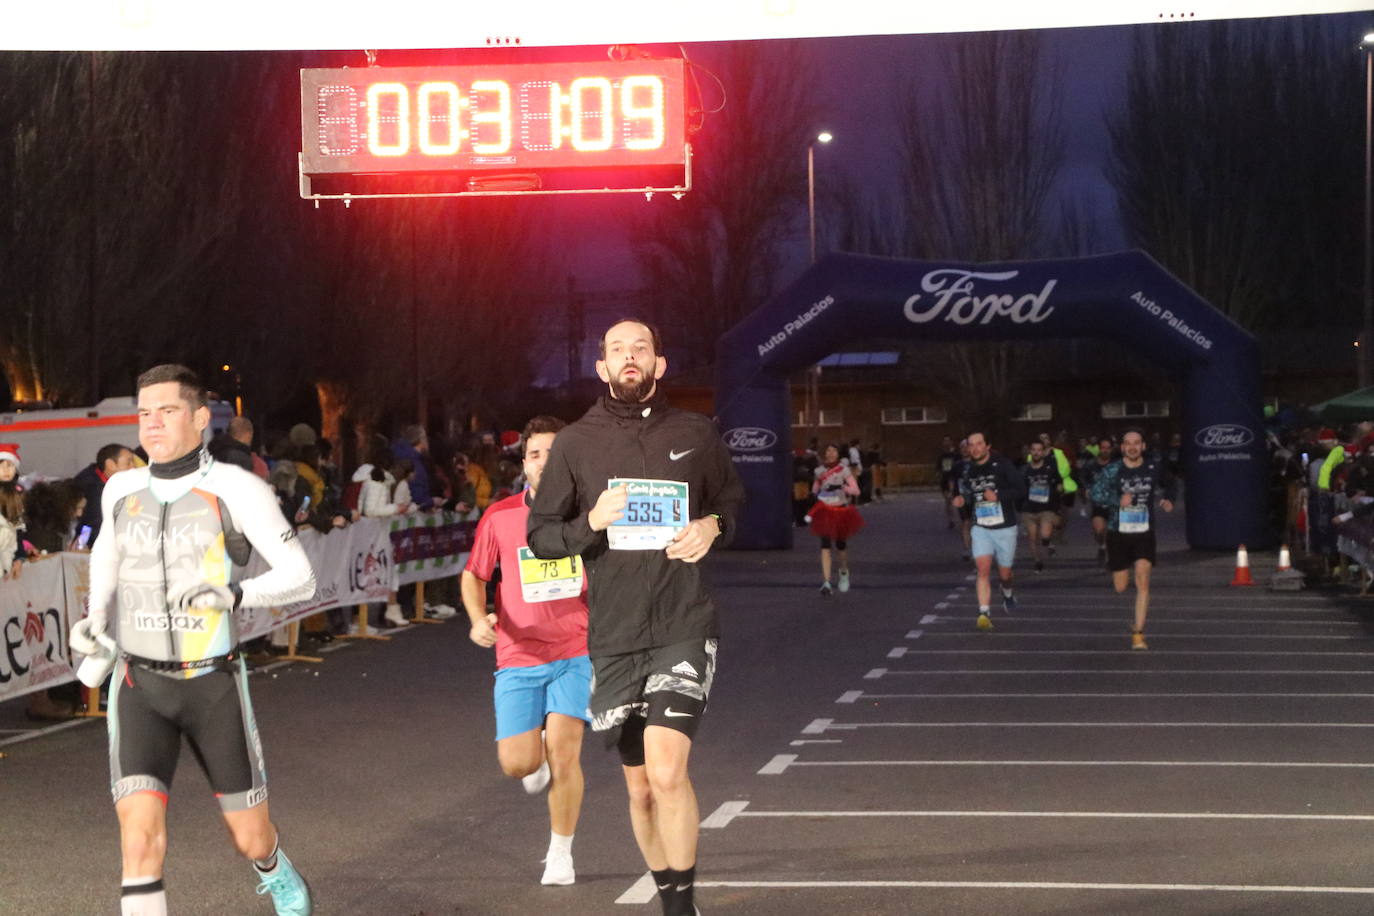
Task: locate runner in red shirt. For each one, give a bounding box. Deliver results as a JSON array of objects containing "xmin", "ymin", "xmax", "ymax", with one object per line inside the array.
[{"xmin": 461, "ymin": 416, "xmax": 590, "ymax": 887}]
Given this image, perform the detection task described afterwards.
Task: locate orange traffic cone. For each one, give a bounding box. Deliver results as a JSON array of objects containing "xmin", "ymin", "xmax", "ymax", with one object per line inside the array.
[
  {"xmin": 1230, "ymin": 544, "xmax": 1255, "ymax": 586},
  {"xmin": 1276, "ymin": 544, "xmax": 1292, "ymax": 573}
]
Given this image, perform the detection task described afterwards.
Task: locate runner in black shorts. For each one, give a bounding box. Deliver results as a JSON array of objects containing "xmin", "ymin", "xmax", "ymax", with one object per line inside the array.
[
  {"xmin": 936, "ymin": 436, "xmax": 961, "ymax": 530},
  {"xmin": 953, "ymin": 439, "xmax": 974, "ymax": 560},
  {"xmin": 70, "ymin": 365, "xmax": 316, "ymax": 916},
  {"xmin": 1081, "ymin": 436, "xmax": 1116, "ymax": 566},
  {"xmin": 529, "ymin": 319, "xmax": 744, "ymax": 916},
  {"xmin": 1089, "ymin": 428, "xmax": 1176, "ymax": 650}
]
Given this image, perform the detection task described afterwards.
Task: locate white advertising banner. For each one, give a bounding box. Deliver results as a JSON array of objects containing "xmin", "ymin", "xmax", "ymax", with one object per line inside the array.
[
  {"xmin": 0, "ymin": 514, "xmax": 475, "ymax": 691},
  {"xmin": 0, "ymin": 556, "xmax": 78, "ymax": 703},
  {"xmin": 389, "ymin": 511, "xmax": 476, "ymax": 587},
  {"xmin": 238, "ymin": 518, "xmax": 396, "ymax": 641}
]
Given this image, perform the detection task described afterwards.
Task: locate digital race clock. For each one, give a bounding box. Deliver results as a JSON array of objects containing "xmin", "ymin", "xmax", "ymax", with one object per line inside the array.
[{"xmin": 299, "ymin": 58, "xmax": 690, "ymax": 199}]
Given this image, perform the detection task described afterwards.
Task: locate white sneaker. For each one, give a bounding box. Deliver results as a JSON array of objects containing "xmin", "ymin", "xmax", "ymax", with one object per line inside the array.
[
  {"xmin": 540, "ymin": 848, "xmax": 575, "ymax": 885},
  {"xmin": 838, "ymin": 569, "xmax": 850, "ymax": 593},
  {"xmin": 522, "ymin": 759, "xmax": 550, "ymax": 794},
  {"xmin": 426, "ymin": 604, "xmax": 458, "ymax": 619},
  {"xmin": 383, "ymin": 604, "xmax": 408, "ymax": 627}
]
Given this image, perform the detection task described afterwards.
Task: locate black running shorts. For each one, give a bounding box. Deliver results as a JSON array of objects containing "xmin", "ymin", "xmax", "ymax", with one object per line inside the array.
[
  {"xmin": 591, "ymin": 638, "xmax": 717, "ymax": 761},
  {"xmin": 1106, "ymin": 529, "xmax": 1157, "ymax": 572},
  {"xmin": 107, "ymin": 658, "xmax": 268, "ymax": 812}
]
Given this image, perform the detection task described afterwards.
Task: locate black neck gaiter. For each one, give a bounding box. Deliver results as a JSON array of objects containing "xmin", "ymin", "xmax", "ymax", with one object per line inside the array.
[{"xmin": 150, "ymin": 445, "xmax": 205, "ymax": 480}]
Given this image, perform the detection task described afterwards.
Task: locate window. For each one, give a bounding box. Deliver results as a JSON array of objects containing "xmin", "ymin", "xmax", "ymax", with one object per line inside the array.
[
  {"xmin": 817, "ymin": 351, "xmax": 901, "ymax": 368},
  {"xmin": 880, "ymin": 406, "xmax": 948, "ymax": 425},
  {"xmin": 1012, "ymin": 403, "xmax": 1053, "ymax": 422},
  {"xmin": 793, "ymin": 409, "xmax": 844, "ymax": 427},
  {"xmin": 1101, "ymin": 400, "xmax": 1170, "ymax": 419}
]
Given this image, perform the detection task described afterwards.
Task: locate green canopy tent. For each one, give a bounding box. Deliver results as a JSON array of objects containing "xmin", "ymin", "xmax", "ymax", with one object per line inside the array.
[{"xmin": 1313, "ymin": 385, "xmax": 1374, "ymax": 423}]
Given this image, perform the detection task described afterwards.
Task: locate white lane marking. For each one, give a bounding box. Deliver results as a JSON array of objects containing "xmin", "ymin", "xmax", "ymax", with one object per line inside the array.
[
  {"xmin": 0, "ymin": 717, "xmax": 95, "ymax": 748},
  {"xmin": 789, "ymin": 759, "xmax": 1374, "ymax": 769},
  {"xmin": 684, "ymin": 879, "xmax": 1374, "ymax": 895},
  {"xmin": 758, "ymin": 754, "xmax": 797, "ymax": 775},
  {"xmin": 836, "ymin": 690, "xmax": 863, "ymax": 704},
  {"xmin": 1016, "ymin": 600, "xmax": 1340, "ymax": 610},
  {"xmin": 808, "ymin": 720, "xmax": 1374, "ymax": 729},
  {"xmin": 905, "ymin": 630, "xmax": 924, "ymax": 639},
  {"xmin": 897, "ymin": 649, "xmax": 1374, "ymax": 657},
  {"xmin": 858, "ymin": 692, "xmax": 1374, "ymax": 699},
  {"xmin": 919, "ymin": 615, "xmax": 1359, "ymax": 627},
  {"xmin": 933, "ymin": 602, "xmax": 949, "ymax": 610},
  {"xmin": 700, "ymin": 800, "xmax": 750, "ymax": 828},
  {"xmin": 790, "ymin": 739, "xmax": 844, "ymax": 746},
  {"xmin": 964, "ymin": 574, "xmax": 976, "ymax": 581},
  {"xmin": 864, "ymin": 668, "xmax": 887, "ymax": 679},
  {"xmin": 888, "ymin": 647, "xmax": 909, "ymax": 659},
  {"xmin": 945, "ymin": 593, "xmax": 960, "ymax": 600},
  {"xmin": 733, "ymin": 809, "xmax": 1374, "ymax": 822},
  {"xmin": 914, "ymin": 633, "xmax": 1371, "ymax": 641},
  {"xmin": 880, "ymin": 669, "xmax": 1374, "ymax": 675},
  {"xmin": 616, "ymin": 872, "xmax": 658, "ymax": 904}
]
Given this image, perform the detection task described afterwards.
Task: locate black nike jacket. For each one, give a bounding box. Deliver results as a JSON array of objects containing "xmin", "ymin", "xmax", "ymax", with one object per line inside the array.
[{"xmin": 527, "ymin": 392, "xmax": 745, "ymax": 656}]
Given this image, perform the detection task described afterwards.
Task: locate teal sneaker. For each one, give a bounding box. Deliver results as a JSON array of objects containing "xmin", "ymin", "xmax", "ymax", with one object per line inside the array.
[{"xmin": 256, "ymin": 850, "xmax": 312, "ymax": 915}]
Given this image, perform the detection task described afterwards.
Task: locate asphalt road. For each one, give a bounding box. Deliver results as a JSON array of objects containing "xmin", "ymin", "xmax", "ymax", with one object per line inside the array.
[{"xmin": 5, "ymin": 491, "xmax": 1374, "ymax": 915}]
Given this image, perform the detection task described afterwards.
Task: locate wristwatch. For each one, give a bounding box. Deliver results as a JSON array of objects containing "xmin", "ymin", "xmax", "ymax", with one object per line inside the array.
[{"xmin": 707, "ymin": 512, "xmax": 726, "ymax": 539}]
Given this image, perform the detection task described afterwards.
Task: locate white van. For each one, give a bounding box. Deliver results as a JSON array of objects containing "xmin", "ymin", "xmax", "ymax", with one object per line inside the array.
[{"xmin": 0, "ymin": 397, "xmax": 235, "ymax": 479}]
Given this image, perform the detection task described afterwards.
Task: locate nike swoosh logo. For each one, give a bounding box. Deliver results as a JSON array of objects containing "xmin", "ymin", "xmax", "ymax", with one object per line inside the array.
[
  {"xmin": 664, "ymin": 708, "xmax": 694, "ymax": 718},
  {"xmin": 657, "ymin": 883, "xmax": 673, "ymax": 891},
  {"xmin": 669, "ymin": 449, "xmax": 695, "ymax": 461},
  {"xmin": 676, "ymin": 883, "xmax": 693, "ymax": 892}
]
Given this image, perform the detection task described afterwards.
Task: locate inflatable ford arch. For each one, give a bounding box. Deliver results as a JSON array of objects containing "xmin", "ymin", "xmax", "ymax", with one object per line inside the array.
[{"xmin": 714, "ymin": 250, "xmax": 1269, "ymax": 551}]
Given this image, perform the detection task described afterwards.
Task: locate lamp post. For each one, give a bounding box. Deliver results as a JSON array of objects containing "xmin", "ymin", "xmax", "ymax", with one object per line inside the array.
[
  {"xmin": 807, "ymin": 131, "xmax": 833, "ymax": 265},
  {"xmin": 805, "ymin": 132, "xmax": 832, "ymax": 445},
  {"xmin": 1359, "ymin": 33, "xmax": 1374, "ymax": 387}
]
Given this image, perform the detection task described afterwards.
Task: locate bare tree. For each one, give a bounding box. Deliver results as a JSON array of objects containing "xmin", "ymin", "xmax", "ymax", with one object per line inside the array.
[
  {"xmin": 849, "ymin": 31, "xmax": 1066, "ymax": 439},
  {"xmin": 1107, "ymin": 18, "xmax": 1362, "ymax": 332},
  {"xmin": 631, "ymin": 41, "xmax": 823, "ymax": 365},
  {"xmin": 0, "ymin": 52, "xmax": 276, "ymax": 404}
]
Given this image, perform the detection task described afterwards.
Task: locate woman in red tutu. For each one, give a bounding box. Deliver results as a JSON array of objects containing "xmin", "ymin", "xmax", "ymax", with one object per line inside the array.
[{"xmin": 809, "ymin": 443, "xmax": 864, "ymax": 595}]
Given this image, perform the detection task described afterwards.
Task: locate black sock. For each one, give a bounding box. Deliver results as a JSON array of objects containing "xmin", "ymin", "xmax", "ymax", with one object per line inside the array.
[
  {"xmin": 653, "ymin": 868, "xmax": 677, "ymax": 913},
  {"xmin": 664, "ymin": 865, "xmax": 696, "ymax": 916}
]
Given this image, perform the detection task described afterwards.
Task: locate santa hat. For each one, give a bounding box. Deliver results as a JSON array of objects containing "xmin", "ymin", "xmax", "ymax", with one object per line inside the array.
[
  {"xmin": 500, "ymin": 430, "xmax": 521, "ymax": 449},
  {"xmin": 0, "ymin": 443, "xmax": 18, "ymax": 469}
]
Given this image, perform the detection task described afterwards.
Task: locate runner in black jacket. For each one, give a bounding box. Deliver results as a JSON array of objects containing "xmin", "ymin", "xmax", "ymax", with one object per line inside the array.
[{"xmin": 528, "ymin": 319, "xmax": 743, "ymax": 916}]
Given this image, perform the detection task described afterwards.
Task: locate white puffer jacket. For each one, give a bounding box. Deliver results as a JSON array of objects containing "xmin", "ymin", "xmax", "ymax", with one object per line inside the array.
[
  {"xmin": 0, "ymin": 514, "xmax": 17, "ymax": 578},
  {"xmin": 353, "ymin": 464, "xmax": 401, "ymax": 517}
]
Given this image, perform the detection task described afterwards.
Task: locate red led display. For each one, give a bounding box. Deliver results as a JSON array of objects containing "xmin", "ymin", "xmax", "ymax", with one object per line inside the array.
[{"xmin": 300, "ymin": 59, "xmax": 687, "ymax": 177}]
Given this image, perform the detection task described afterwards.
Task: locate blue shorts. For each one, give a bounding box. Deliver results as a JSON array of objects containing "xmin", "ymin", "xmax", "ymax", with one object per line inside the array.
[
  {"xmin": 492, "ymin": 655, "xmax": 592, "ymax": 741},
  {"xmin": 971, "ymin": 524, "xmax": 1018, "ymax": 569}
]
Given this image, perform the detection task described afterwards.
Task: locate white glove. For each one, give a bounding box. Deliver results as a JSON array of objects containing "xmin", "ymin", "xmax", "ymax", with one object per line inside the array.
[
  {"xmin": 69, "ymin": 615, "xmax": 107, "ymax": 657},
  {"xmin": 168, "ymin": 581, "xmax": 238, "ymax": 613}
]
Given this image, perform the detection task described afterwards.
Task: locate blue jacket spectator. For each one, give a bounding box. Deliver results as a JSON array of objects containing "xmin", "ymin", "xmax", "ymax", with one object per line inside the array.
[{"xmin": 391, "ymin": 425, "xmax": 433, "ymax": 508}]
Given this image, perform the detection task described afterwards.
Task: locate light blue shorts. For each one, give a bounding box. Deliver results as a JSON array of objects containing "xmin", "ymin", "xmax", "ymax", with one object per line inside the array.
[
  {"xmin": 493, "ymin": 655, "xmax": 592, "ymax": 741},
  {"xmin": 971, "ymin": 524, "xmax": 1018, "ymax": 569}
]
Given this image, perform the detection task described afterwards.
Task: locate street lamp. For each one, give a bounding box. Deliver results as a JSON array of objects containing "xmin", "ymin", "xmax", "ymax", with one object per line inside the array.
[
  {"xmin": 807, "ymin": 131, "xmax": 833, "ymax": 264},
  {"xmin": 1362, "ymin": 33, "xmax": 1374, "ymax": 387},
  {"xmin": 805, "ymin": 131, "xmax": 833, "ymax": 446}
]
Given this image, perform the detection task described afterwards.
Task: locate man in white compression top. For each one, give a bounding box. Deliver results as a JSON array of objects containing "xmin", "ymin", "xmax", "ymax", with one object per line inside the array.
[{"xmin": 70, "ymin": 364, "xmax": 316, "ymax": 916}]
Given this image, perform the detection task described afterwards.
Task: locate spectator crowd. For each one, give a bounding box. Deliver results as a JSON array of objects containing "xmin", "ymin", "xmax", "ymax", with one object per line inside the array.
[{"xmin": 0, "ymin": 417, "xmax": 530, "ymax": 720}]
